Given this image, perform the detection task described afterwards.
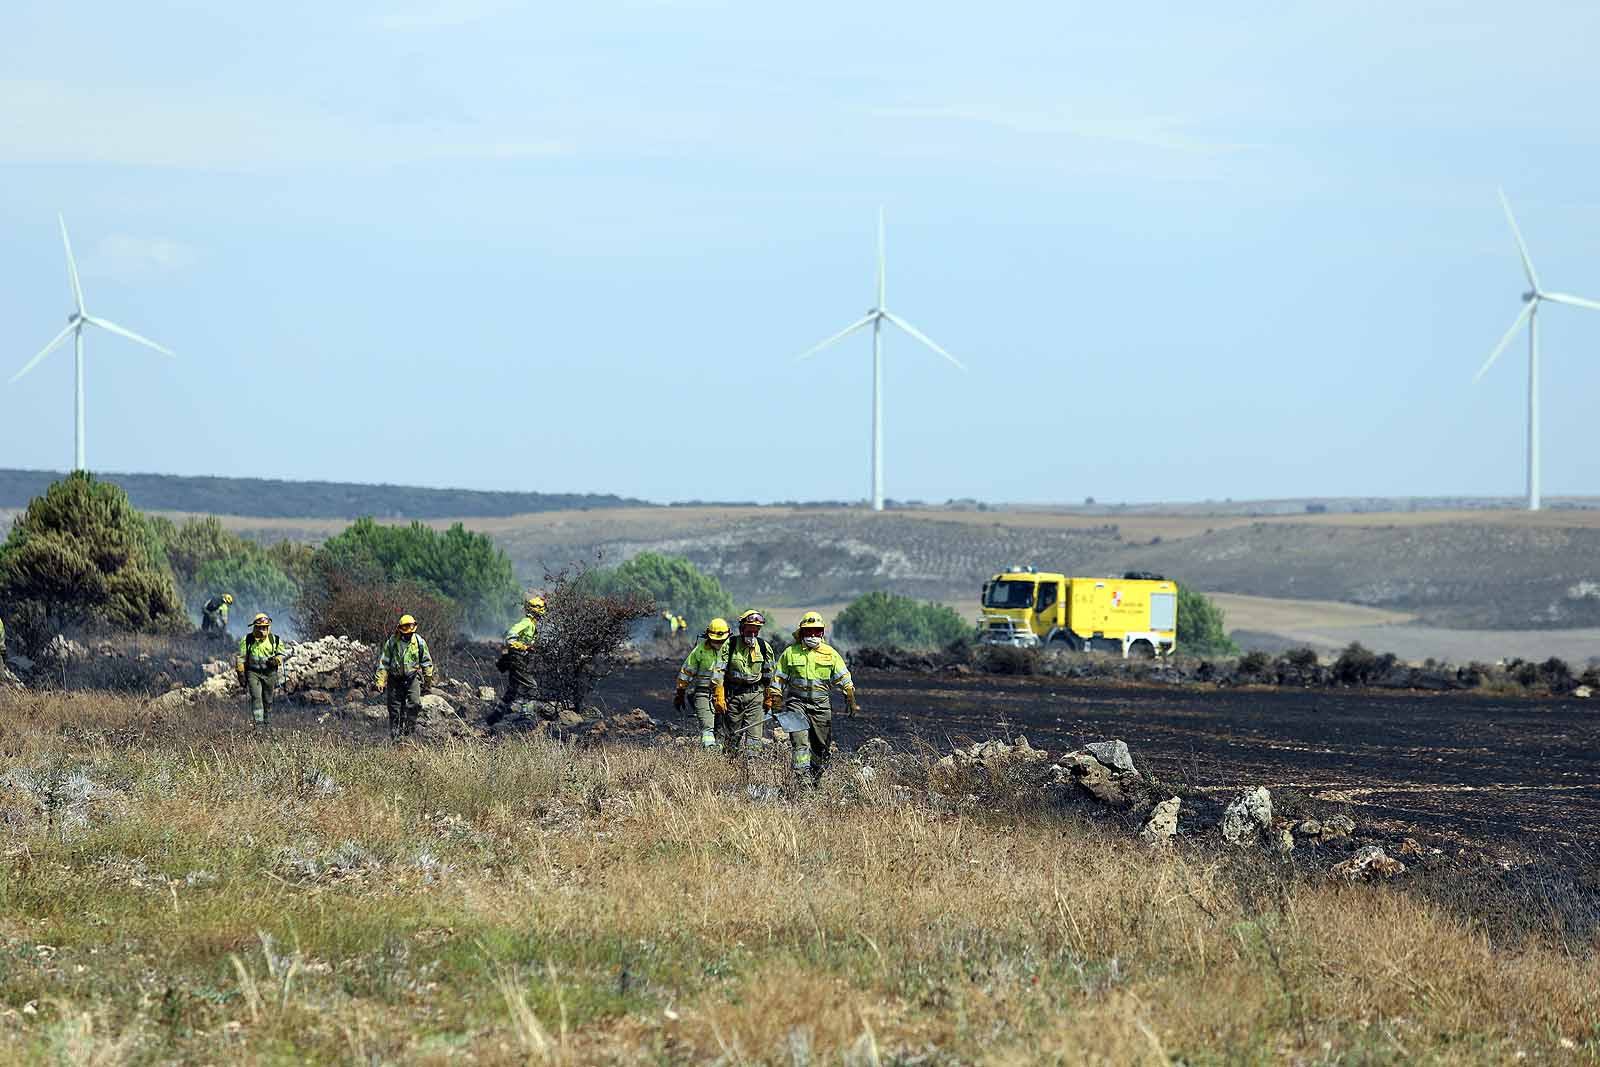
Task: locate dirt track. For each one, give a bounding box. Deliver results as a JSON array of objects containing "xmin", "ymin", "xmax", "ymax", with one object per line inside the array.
[{"xmin": 594, "ymin": 663, "xmax": 1600, "ymax": 855}]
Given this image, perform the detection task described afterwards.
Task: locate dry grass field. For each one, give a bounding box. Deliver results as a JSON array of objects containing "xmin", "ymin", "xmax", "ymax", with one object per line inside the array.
[{"xmin": 1, "ymin": 691, "xmax": 1598, "ymax": 1064}]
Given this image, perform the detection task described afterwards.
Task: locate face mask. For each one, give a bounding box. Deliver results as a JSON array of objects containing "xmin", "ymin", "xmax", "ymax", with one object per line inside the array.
[
  {"xmin": 802, "ymin": 635, "xmax": 822, "ymax": 649},
  {"xmin": 742, "ymin": 634, "xmax": 757, "ymax": 646}
]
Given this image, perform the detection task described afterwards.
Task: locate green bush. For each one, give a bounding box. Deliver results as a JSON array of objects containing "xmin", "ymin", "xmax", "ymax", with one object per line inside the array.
[
  {"xmin": 580, "ymin": 552, "xmax": 733, "ymax": 633},
  {"xmin": 1176, "ymin": 585, "xmax": 1237, "ymax": 656},
  {"xmin": 834, "ymin": 591, "xmax": 970, "ymax": 649},
  {"xmin": 314, "ymin": 518, "xmax": 519, "ymax": 633},
  {"xmin": 0, "ymin": 473, "xmax": 186, "ymax": 649},
  {"xmin": 153, "ymin": 515, "xmax": 301, "ymax": 623},
  {"xmin": 194, "ymin": 555, "xmax": 299, "ymax": 624}
]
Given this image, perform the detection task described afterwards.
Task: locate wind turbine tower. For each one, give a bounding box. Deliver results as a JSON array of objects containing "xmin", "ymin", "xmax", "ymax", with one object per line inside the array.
[
  {"xmin": 11, "ymin": 215, "xmax": 176, "ymax": 472},
  {"xmin": 797, "ymin": 209, "xmax": 964, "ymax": 512},
  {"xmin": 1475, "ymin": 191, "xmax": 1600, "ymax": 511}
]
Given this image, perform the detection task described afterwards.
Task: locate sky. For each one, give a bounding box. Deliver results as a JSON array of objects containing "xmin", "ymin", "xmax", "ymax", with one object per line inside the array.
[{"xmin": 3, "ymin": 1, "xmax": 1600, "ymax": 506}]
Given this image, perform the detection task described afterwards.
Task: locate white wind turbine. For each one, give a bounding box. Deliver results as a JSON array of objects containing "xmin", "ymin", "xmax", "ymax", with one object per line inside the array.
[
  {"xmin": 10, "ymin": 215, "xmax": 176, "ymax": 471},
  {"xmin": 797, "ymin": 209, "xmax": 964, "ymax": 512},
  {"xmin": 1474, "ymin": 190, "xmax": 1600, "ymax": 511}
]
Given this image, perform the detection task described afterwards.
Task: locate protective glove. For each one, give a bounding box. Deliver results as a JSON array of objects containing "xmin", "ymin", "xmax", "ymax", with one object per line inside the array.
[
  {"xmin": 422, "ymin": 669, "xmax": 435, "ymax": 695},
  {"xmin": 374, "ymin": 669, "xmax": 389, "ymax": 691},
  {"xmin": 713, "ymin": 683, "xmax": 728, "ymax": 715},
  {"xmin": 508, "ymin": 640, "xmax": 528, "ymax": 653},
  {"xmin": 843, "ymin": 689, "xmax": 860, "ymax": 718},
  {"xmin": 267, "ymin": 655, "xmax": 282, "ymax": 671},
  {"xmin": 235, "ymin": 668, "xmax": 246, "ymax": 689},
  {"xmin": 672, "ymin": 683, "xmax": 687, "ymax": 712},
  {"xmin": 763, "ymin": 689, "xmax": 777, "ymax": 712}
]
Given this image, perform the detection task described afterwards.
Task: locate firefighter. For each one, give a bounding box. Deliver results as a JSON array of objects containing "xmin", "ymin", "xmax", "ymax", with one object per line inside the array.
[
  {"xmin": 722, "ymin": 610, "xmax": 777, "ymax": 756},
  {"xmin": 201, "ymin": 593, "xmax": 233, "ymax": 639},
  {"xmin": 374, "ymin": 614, "xmax": 435, "ymax": 741},
  {"xmin": 491, "ymin": 595, "xmax": 545, "ymax": 728},
  {"xmin": 674, "ymin": 617, "xmax": 729, "ymax": 749},
  {"xmin": 774, "ymin": 611, "xmax": 858, "ymax": 784},
  {"xmin": 235, "ymin": 613, "xmax": 284, "ymax": 728}
]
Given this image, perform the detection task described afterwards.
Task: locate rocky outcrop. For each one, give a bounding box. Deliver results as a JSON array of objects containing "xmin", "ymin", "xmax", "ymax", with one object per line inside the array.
[
  {"xmin": 1294, "ymin": 814, "xmax": 1356, "ymax": 842},
  {"xmin": 1329, "ymin": 845, "xmax": 1406, "ymax": 881},
  {"xmin": 1220, "ymin": 787, "xmax": 1273, "ymax": 846},
  {"xmin": 1141, "ymin": 797, "xmax": 1180, "ymax": 841},
  {"xmin": 935, "ymin": 736, "xmax": 1050, "ymax": 773}
]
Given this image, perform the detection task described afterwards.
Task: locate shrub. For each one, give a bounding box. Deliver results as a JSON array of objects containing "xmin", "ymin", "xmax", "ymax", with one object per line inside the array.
[
  {"xmin": 314, "ymin": 518, "xmax": 519, "ymax": 633},
  {"xmin": 534, "ymin": 563, "xmax": 656, "ymax": 711},
  {"xmin": 580, "ymin": 552, "xmax": 732, "ymax": 633},
  {"xmin": 295, "ymin": 557, "xmax": 462, "ymax": 652},
  {"xmin": 194, "ymin": 555, "xmax": 299, "ymax": 626},
  {"xmin": 1332, "ymin": 642, "xmax": 1398, "ymax": 686},
  {"xmin": 1177, "ymin": 585, "xmax": 1237, "ymax": 656},
  {"xmin": 977, "ymin": 645, "xmax": 1037, "ymax": 676},
  {"xmin": 0, "ymin": 473, "xmax": 186, "ymax": 650},
  {"xmin": 1237, "ymin": 650, "xmax": 1271, "ymax": 676},
  {"xmin": 1539, "ymin": 657, "xmax": 1573, "ymax": 691},
  {"xmin": 834, "ymin": 591, "xmax": 970, "ymax": 649},
  {"xmin": 1282, "ymin": 647, "xmax": 1320, "ymax": 670}
]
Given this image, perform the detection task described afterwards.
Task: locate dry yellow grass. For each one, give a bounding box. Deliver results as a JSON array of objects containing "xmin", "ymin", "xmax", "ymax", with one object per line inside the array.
[{"xmin": 1, "ymin": 691, "xmax": 1594, "ymax": 1064}]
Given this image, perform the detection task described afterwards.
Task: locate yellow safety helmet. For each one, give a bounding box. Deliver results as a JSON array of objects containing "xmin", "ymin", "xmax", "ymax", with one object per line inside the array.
[
  {"xmin": 397, "ymin": 614, "xmax": 418, "ymax": 634},
  {"xmin": 738, "ymin": 609, "xmax": 765, "ymax": 629},
  {"xmin": 526, "ymin": 595, "xmax": 547, "ymax": 616},
  {"xmin": 251, "ymin": 613, "xmax": 271, "ymax": 628},
  {"xmin": 796, "ymin": 611, "xmax": 825, "ymax": 633},
  {"xmin": 222, "ymin": 593, "xmax": 234, "ymax": 605},
  {"xmin": 705, "ymin": 617, "xmax": 730, "ymax": 641}
]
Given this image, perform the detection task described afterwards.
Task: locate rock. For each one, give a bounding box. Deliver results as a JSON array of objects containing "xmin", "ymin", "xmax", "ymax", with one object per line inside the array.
[
  {"xmin": 1141, "ymin": 797, "xmax": 1180, "ymax": 841},
  {"xmin": 1221, "ymin": 787, "xmax": 1273, "ymax": 846},
  {"xmin": 419, "ymin": 694, "xmax": 456, "ymax": 718},
  {"xmin": 1083, "ymin": 740, "xmax": 1138, "ymax": 776},
  {"xmin": 279, "ymin": 636, "xmax": 371, "ymax": 694},
  {"xmin": 1329, "ymin": 845, "xmax": 1406, "ymax": 881},
  {"xmin": 478, "ymin": 686, "xmax": 497, "ymax": 701},
  {"xmin": 1395, "ymin": 838, "xmax": 1424, "ymax": 856},
  {"xmin": 855, "ymin": 737, "xmax": 893, "ymax": 762},
  {"xmin": 1574, "ymin": 685, "xmax": 1593, "ymax": 699},
  {"xmin": 35, "ymin": 636, "xmax": 87, "ymax": 675},
  {"xmin": 361, "ymin": 705, "xmax": 386, "ymax": 721},
  {"xmin": 1055, "ymin": 753, "xmax": 1127, "ymax": 807},
  {"xmin": 302, "ymin": 689, "xmax": 333, "ymax": 706},
  {"xmin": 556, "ymin": 707, "xmax": 585, "ymax": 727},
  {"xmin": 610, "ymin": 709, "xmax": 657, "ymax": 733},
  {"xmin": 1277, "ymin": 828, "xmax": 1296, "ymax": 854}
]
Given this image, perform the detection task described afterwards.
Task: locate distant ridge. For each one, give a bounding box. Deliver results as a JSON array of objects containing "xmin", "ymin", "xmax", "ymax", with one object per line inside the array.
[{"xmin": 0, "ymin": 469, "xmax": 651, "ymax": 519}]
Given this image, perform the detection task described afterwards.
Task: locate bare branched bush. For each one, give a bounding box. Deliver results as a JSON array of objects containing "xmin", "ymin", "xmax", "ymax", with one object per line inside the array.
[
  {"xmin": 534, "ymin": 561, "xmax": 655, "ymax": 712},
  {"xmin": 295, "ymin": 558, "xmax": 461, "ymax": 651}
]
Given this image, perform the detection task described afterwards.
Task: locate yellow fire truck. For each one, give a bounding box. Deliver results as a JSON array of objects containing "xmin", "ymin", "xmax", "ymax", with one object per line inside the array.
[{"xmin": 978, "ymin": 569, "xmax": 1178, "ymax": 657}]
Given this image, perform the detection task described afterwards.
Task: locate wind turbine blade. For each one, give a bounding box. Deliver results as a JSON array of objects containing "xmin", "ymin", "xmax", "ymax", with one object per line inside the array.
[
  {"xmin": 877, "ymin": 206, "xmax": 886, "ymax": 309},
  {"xmin": 1498, "ymin": 189, "xmax": 1541, "ymax": 293},
  {"xmin": 1474, "ymin": 302, "xmax": 1534, "ymax": 382},
  {"xmin": 83, "ymin": 315, "xmax": 175, "ymax": 357},
  {"xmin": 1541, "ymin": 292, "xmax": 1600, "ymax": 313},
  {"xmin": 59, "ymin": 213, "xmax": 85, "ymax": 315},
  {"xmin": 797, "ymin": 313, "xmax": 875, "ymax": 360},
  {"xmin": 883, "ymin": 311, "xmax": 965, "ymax": 370},
  {"xmin": 10, "ymin": 323, "xmax": 76, "ymax": 383}
]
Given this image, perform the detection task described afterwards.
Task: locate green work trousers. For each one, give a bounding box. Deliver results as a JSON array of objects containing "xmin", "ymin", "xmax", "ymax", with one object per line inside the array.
[
  {"xmin": 495, "ymin": 652, "xmax": 537, "ymax": 722},
  {"xmin": 690, "ymin": 690, "xmax": 720, "ymax": 749},
  {"xmin": 245, "ymin": 669, "xmax": 278, "ymax": 725},
  {"xmin": 386, "ymin": 674, "xmax": 423, "ymax": 740},
  {"xmin": 785, "ymin": 698, "xmax": 833, "ymax": 783},
  {"xmin": 723, "ymin": 685, "xmax": 766, "ymax": 756}
]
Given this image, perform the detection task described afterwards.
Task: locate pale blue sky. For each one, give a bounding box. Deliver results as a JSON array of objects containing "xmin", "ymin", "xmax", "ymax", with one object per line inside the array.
[{"xmin": 3, "ymin": 1, "xmax": 1600, "ymax": 505}]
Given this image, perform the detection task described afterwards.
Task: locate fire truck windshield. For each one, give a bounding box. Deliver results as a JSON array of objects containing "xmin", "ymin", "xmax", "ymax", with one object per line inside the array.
[{"xmin": 983, "ymin": 580, "xmax": 1037, "ymax": 609}]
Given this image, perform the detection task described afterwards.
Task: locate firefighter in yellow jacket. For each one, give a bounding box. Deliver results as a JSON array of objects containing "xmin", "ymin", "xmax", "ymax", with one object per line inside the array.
[
  {"xmin": 374, "ymin": 614, "xmax": 435, "ymax": 740},
  {"xmin": 235, "ymin": 613, "xmax": 284, "ymax": 728},
  {"xmin": 722, "ymin": 610, "xmax": 778, "ymax": 756},
  {"xmin": 673, "ymin": 618, "xmax": 729, "ymax": 749},
  {"xmin": 773, "ymin": 611, "xmax": 858, "ymax": 783}
]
